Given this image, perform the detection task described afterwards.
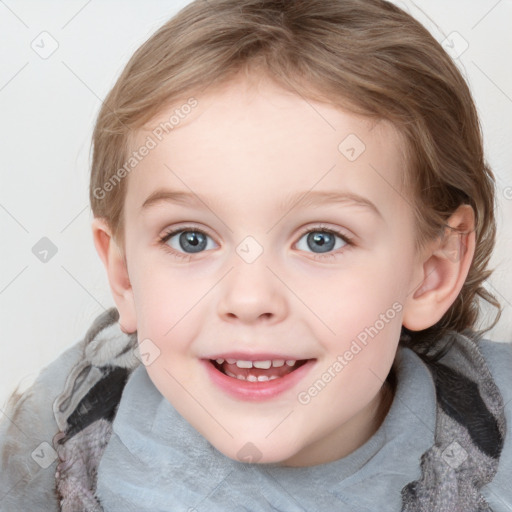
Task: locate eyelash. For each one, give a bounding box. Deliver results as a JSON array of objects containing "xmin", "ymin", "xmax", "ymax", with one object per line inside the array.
[{"xmin": 157, "ymin": 223, "xmax": 354, "ymax": 262}]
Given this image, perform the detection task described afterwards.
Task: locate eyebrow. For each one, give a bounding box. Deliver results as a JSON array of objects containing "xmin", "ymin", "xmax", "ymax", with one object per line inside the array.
[{"xmin": 140, "ymin": 188, "xmax": 382, "ymax": 218}]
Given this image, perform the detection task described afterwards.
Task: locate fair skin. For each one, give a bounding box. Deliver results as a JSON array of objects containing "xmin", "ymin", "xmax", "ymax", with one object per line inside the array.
[{"xmin": 92, "ymin": 73, "xmax": 475, "ymax": 467}]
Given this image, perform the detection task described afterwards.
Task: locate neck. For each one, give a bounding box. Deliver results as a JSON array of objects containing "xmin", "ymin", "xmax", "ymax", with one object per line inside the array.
[{"xmin": 280, "ymin": 368, "xmax": 396, "ymax": 467}]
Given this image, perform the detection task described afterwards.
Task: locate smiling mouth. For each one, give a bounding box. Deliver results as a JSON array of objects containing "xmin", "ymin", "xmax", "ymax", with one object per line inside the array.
[{"xmin": 209, "ymin": 358, "xmax": 311, "ymax": 382}]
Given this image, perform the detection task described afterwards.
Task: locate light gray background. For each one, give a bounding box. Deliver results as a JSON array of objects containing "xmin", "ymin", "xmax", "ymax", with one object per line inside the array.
[{"xmin": 1, "ymin": 0, "xmax": 511, "ymax": 409}]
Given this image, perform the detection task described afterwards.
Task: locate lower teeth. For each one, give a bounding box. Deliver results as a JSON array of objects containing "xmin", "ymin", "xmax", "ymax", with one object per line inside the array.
[{"xmin": 225, "ymin": 370, "xmax": 279, "ymax": 382}]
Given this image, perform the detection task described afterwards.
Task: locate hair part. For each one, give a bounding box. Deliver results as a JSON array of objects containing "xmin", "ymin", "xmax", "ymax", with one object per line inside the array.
[{"xmin": 89, "ymin": 0, "xmax": 501, "ymax": 348}]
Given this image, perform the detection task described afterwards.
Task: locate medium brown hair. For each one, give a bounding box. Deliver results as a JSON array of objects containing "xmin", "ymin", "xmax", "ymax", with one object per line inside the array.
[{"xmin": 89, "ymin": 0, "xmax": 501, "ymax": 348}]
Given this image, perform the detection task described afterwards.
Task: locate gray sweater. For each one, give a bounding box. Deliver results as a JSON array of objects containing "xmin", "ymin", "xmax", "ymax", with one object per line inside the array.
[{"xmin": 0, "ymin": 308, "xmax": 510, "ymax": 511}]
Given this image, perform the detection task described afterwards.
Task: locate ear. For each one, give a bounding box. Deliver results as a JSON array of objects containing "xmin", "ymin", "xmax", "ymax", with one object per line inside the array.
[
  {"xmin": 402, "ymin": 204, "xmax": 476, "ymax": 331},
  {"xmin": 91, "ymin": 217, "xmax": 137, "ymax": 334}
]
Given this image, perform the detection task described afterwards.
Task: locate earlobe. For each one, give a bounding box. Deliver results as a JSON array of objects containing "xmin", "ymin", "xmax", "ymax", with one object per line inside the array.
[
  {"xmin": 91, "ymin": 217, "xmax": 137, "ymax": 334},
  {"xmin": 402, "ymin": 204, "xmax": 476, "ymax": 331}
]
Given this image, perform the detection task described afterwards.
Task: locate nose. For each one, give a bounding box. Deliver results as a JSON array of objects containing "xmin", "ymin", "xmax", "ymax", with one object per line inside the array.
[{"xmin": 217, "ymin": 258, "xmax": 288, "ymax": 325}]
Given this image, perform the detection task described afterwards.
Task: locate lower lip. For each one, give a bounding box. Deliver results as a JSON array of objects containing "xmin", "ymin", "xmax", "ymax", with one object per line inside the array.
[{"xmin": 201, "ymin": 359, "xmax": 316, "ymax": 401}]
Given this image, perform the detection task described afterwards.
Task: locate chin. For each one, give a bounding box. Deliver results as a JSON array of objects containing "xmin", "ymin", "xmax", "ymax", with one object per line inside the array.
[{"xmin": 212, "ymin": 438, "xmax": 302, "ymax": 466}]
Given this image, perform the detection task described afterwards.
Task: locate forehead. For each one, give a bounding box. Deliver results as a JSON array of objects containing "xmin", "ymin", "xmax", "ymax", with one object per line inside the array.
[{"xmin": 124, "ymin": 75, "xmax": 409, "ymax": 221}]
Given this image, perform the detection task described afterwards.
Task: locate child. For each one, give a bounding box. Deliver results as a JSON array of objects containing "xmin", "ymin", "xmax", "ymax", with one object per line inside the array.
[{"xmin": 1, "ymin": 0, "xmax": 510, "ymax": 510}]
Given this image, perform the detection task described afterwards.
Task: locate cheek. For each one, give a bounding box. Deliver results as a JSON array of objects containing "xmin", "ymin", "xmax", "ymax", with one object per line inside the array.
[
  {"xmin": 132, "ymin": 254, "xmax": 201, "ymax": 311},
  {"xmin": 304, "ymin": 260, "xmax": 405, "ymax": 336},
  {"xmin": 133, "ymin": 270, "xmax": 203, "ymax": 399}
]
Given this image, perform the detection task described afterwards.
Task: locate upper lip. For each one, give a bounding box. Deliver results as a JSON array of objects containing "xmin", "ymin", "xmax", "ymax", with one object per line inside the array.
[{"xmin": 203, "ymin": 352, "xmax": 313, "ymax": 361}]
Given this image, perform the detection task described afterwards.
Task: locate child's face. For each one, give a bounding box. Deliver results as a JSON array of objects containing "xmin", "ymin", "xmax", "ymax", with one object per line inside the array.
[{"xmin": 118, "ymin": 74, "xmax": 426, "ymax": 466}]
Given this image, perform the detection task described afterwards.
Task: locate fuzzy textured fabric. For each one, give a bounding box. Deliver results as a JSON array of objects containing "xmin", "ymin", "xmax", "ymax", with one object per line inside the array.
[
  {"xmin": 0, "ymin": 307, "xmax": 507, "ymax": 511},
  {"xmin": 51, "ymin": 308, "xmax": 141, "ymax": 511},
  {"xmin": 400, "ymin": 330, "xmax": 506, "ymax": 511}
]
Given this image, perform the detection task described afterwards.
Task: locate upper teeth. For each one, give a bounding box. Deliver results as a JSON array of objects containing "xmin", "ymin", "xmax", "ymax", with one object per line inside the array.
[{"xmin": 215, "ymin": 358, "xmax": 296, "ymax": 368}]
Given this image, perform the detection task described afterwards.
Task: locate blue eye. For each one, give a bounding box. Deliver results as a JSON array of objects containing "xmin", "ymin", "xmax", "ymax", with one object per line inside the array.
[
  {"xmin": 158, "ymin": 227, "xmax": 216, "ymax": 259},
  {"xmin": 295, "ymin": 225, "xmax": 352, "ymax": 260},
  {"xmin": 158, "ymin": 224, "xmax": 353, "ymax": 261}
]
